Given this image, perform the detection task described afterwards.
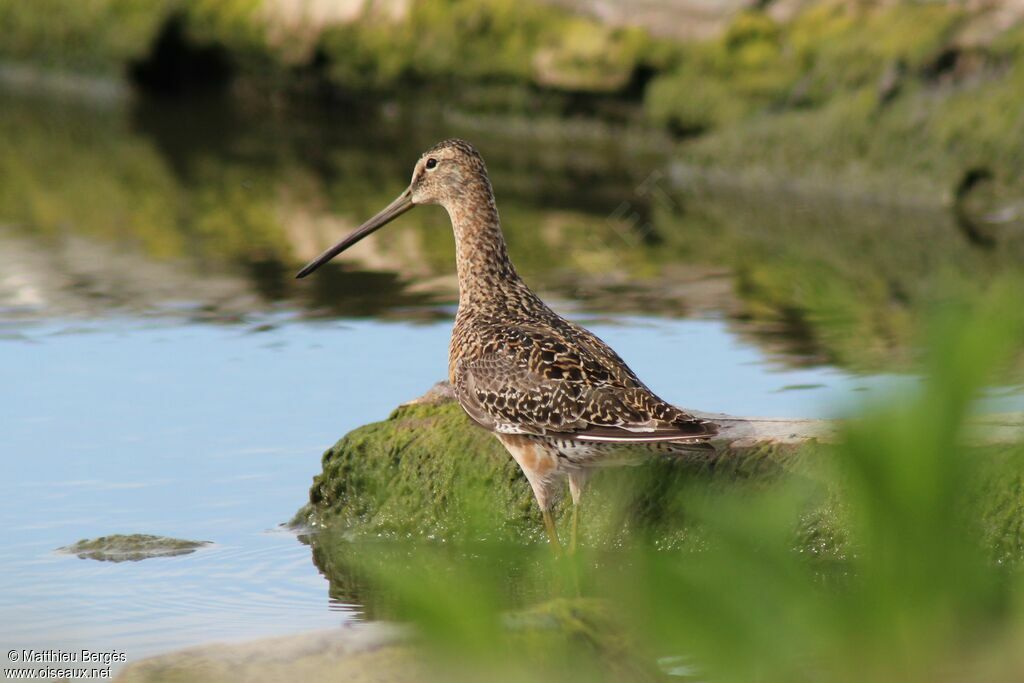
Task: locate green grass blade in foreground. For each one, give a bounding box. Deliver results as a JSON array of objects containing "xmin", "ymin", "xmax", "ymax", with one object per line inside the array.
[{"xmin": 340, "ymin": 282, "xmax": 1024, "ymax": 682}]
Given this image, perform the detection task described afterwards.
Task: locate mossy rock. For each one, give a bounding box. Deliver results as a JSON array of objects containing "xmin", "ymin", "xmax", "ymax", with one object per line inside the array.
[
  {"xmin": 296, "ymin": 385, "xmax": 1024, "ymax": 568},
  {"xmin": 298, "ymin": 393, "xmax": 542, "ymax": 541},
  {"xmin": 58, "ymin": 534, "xmax": 211, "ymax": 562},
  {"xmin": 296, "ymin": 385, "xmax": 812, "ymax": 548}
]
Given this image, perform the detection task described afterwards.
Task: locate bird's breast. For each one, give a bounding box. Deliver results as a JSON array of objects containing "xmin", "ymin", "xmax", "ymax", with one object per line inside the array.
[{"xmin": 447, "ymin": 316, "xmax": 477, "ymax": 385}]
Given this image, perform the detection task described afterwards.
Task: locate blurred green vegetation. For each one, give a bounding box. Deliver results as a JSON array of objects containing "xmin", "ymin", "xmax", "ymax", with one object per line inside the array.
[
  {"xmin": 0, "ymin": 95, "xmax": 288, "ymax": 263},
  {"xmin": 648, "ymin": 190, "xmax": 1024, "ymax": 370},
  {"xmin": 0, "ymin": 0, "xmax": 656, "ymax": 94},
  {"xmin": 0, "ymin": 0, "xmax": 177, "ymax": 72},
  {"xmin": 318, "ymin": 0, "xmax": 653, "ymax": 92},
  {"xmin": 4, "ymin": 4, "xmax": 1023, "ymax": 676},
  {"xmin": 649, "ymin": 3, "xmax": 1024, "ymax": 201},
  {"xmin": 4, "ymin": 0, "xmax": 1024, "ymax": 200},
  {"xmin": 2, "ymin": 92, "xmax": 1023, "ymax": 369},
  {"xmin": 296, "ymin": 289, "xmax": 1024, "ymax": 682},
  {"xmin": 645, "ymin": 4, "xmax": 966, "ymax": 134}
]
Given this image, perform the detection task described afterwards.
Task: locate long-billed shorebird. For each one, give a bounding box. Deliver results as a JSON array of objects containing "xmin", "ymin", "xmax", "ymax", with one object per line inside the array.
[{"xmin": 297, "ymin": 139, "xmax": 717, "ymax": 552}]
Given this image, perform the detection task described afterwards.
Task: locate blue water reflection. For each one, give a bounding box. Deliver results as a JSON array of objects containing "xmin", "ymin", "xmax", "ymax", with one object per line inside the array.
[{"xmin": 0, "ymin": 313, "xmax": 1017, "ymax": 662}]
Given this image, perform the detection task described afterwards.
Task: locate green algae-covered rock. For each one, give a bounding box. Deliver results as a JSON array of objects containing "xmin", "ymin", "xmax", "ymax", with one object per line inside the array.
[
  {"xmin": 58, "ymin": 534, "xmax": 211, "ymax": 562},
  {"xmin": 298, "ymin": 390, "xmax": 542, "ymax": 541},
  {"xmin": 296, "ymin": 385, "xmax": 1024, "ymax": 563},
  {"xmin": 295, "ymin": 384, "xmax": 806, "ymax": 547}
]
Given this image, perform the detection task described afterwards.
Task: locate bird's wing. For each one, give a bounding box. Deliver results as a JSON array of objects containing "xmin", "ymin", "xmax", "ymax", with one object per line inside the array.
[{"xmin": 453, "ymin": 322, "xmax": 716, "ymax": 442}]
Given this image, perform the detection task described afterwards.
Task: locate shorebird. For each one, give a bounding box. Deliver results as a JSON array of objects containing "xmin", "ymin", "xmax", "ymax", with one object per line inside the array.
[{"xmin": 297, "ymin": 139, "xmax": 717, "ymax": 552}]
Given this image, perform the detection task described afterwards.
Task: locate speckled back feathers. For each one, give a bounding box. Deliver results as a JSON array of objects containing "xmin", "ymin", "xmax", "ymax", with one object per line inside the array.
[{"xmin": 435, "ymin": 139, "xmax": 716, "ymax": 450}]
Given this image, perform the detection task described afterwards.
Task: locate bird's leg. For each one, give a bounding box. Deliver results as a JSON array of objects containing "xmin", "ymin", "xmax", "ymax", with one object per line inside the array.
[
  {"xmin": 567, "ymin": 470, "xmax": 591, "ymax": 556},
  {"xmin": 570, "ymin": 504, "xmax": 580, "ymax": 555},
  {"xmin": 496, "ymin": 434, "xmax": 565, "ymax": 554},
  {"xmin": 542, "ymin": 509, "xmax": 563, "ymax": 554}
]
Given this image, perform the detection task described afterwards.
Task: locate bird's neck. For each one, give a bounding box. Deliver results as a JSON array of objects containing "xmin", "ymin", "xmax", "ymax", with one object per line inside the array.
[{"xmin": 445, "ymin": 186, "xmax": 529, "ymax": 309}]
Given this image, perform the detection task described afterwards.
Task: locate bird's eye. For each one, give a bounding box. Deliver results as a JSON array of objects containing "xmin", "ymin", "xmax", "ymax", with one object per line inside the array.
[{"xmin": 425, "ymin": 158, "xmax": 438, "ymax": 170}]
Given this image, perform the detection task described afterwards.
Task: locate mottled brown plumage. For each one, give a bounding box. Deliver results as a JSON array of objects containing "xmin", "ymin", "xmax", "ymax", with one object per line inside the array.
[{"xmin": 297, "ymin": 138, "xmax": 717, "ymax": 551}]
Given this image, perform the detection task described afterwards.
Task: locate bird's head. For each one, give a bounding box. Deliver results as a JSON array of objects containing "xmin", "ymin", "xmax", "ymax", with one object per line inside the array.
[{"xmin": 296, "ymin": 138, "xmax": 489, "ymax": 278}]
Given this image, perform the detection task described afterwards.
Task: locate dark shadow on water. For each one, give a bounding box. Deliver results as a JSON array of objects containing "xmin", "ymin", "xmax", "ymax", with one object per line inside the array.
[
  {"xmin": 129, "ymin": 14, "xmax": 234, "ymax": 96},
  {"xmin": 297, "ymin": 265, "xmax": 448, "ymax": 320}
]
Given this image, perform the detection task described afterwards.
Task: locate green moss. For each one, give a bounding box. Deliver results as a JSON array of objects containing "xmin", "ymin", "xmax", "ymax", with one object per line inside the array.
[
  {"xmin": 788, "ymin": 2, "xmax": 964, "ymax": 99},
  {"xmin": 645, "ymin": 67, "xmax": 743, "ymax": 134},
  {"xmin": 644, "ymin": 10, "xmax": 800, "ymax": 133},
  {"xmin": 644, "ymin": 2, "xmax": 969, "ymax": 135},
  {"xmin": 298, "ymin": 388, "xmax": 816, "ymax": 552},
  {"xmin": 653, "ymin": 2, "xmax": 1024, "ymax": 202},
  {"xmin": 315, "ymin": 0, "xmax": 654, "ymax": 94},
  {"xmin": 169, "ymin": 0, "xmax": 287, "ymax": 79},
  {"xmin": 0, "ymin": 0, "xmax": 291, "ymax": 84},
  {"xmin": 1, "ymin": 0, "xmax": 648, "ymax": 94},
  {"xmin": 298, "ymin": 388, "xmax": 1024, "ymax": 561},
  {"xmin": 302, "ymin": 399, "xmax": 541, "ymax": 540},
  {"xmin": 971, "ymin": 447, "xmax": 1024, "ymax": 567},
  {"xmin": 0, "ymin": 0, "xmax": 179, "ymax": 74},
  {"xmin": 4, "ymin": 0, "xmax": 1023, "ymax": 206},
  {"xmin": 317, "ymin": 17, "xmax": 415, "ymax": 90},
  {"xmin": 57, "ymin": 534, "xmax": 210, "ymax": 561},
  {"xmin": 532, "ymin": 20, "xmax": 650, "ymax": 92},
  {"xmin": 684, "ymin": 55, "xmax": 1024, "ymax": 201},
  {"xmin": 407, "ymin": 0, "xmax": 556, "ymax": 83}
]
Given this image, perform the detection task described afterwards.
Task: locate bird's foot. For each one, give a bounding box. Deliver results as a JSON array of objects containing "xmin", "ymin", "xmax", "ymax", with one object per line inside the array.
[
  {"xmin": 542, "ymin": 509, "xmax": 563, "ymax": 555},
  {"xmin": 568, "ymin": 504, "xmax": 580, "ymax": 556}
]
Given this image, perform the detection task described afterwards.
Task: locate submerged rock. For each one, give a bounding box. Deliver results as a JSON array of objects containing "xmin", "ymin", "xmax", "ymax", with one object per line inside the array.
[
  {"xmin": 115, "ymin": 623, "xmax": 415, "ymax": 683},
  {"xmin": 113, "ymin": 600, "xmax": 656, "ymax": 683},
  {"xmin": 294, "ymin": 389, "xmax": 542, "ymax": 541},
  {"xmin": 57, "ymin": 534, "xmax": 211, "ymax": 562},
  {"xmin": 295, "ymin": 383, "xmax": 1022, "ymax": 564},
  {"xmin": 294, "ymin": 383, "xmax": 809, "ymax": 547}
]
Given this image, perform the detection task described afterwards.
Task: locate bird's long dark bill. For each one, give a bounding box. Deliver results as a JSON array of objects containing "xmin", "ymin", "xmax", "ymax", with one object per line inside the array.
[{"xmin": 295, "ymin": 189, "xmax": 414, "ymax": 278}]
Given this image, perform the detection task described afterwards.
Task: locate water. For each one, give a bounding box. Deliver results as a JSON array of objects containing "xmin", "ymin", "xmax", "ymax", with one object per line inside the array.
[{"xmin": 1, "ymin": 86, "xmax": 1022, "ymax": 668}]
